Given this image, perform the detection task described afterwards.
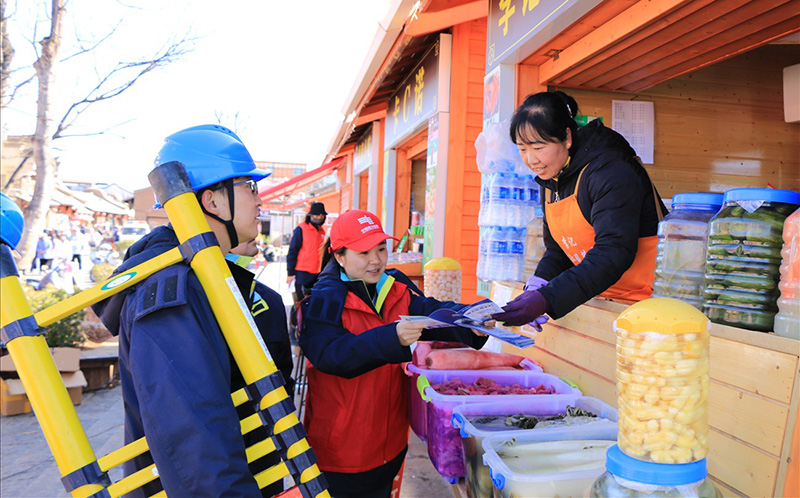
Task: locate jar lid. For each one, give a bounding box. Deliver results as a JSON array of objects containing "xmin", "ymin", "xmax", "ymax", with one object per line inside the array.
[
  {"xmin": 606, "ymin": 445, "xmax": 708, "ymax": 486},
  {"xmin": 615, "ymin": 298, "xmax": 708, "ymax": 334},
  {"xmin": 671, "ymin": 192, "xmax": 724, "ymax": 209},
  {"xmin": 424, "ymin": 257, "xmax": 461, "ymax": 270},
  {"xmin": 723, "ymin": 188, "xmax": 800, "ymax": 205}
]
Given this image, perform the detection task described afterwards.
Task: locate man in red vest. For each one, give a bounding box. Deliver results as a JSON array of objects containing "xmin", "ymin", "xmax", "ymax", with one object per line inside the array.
[{"xmin": 286, "ymin": 202, "xmax": 327, "ymax": 299}]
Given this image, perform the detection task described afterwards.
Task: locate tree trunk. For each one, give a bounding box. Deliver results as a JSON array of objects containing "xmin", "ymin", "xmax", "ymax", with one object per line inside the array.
[
  {"xmin": 1, "ymin": 0, "xmax": 14, "ymax": 108},
  {"xmin": 16, "ymin": 0, "xmax": 65, "ymax": 270}
]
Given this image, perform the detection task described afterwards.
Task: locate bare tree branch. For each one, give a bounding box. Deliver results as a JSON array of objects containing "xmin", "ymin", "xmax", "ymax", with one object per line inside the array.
[
  {"xmin": 61, "ymin": 18, "xmax": 121, "ymax": 63},
  {"xmin": 51, "ymin": 38, "xmax": 192, "ymax": 139},
  {"xmin": 3, "ymin": 153, "xmax": 32, "ymax": 190},
  {"xmin": 53, "ymin": 118, "xmax": 133, "ymax": 139}
]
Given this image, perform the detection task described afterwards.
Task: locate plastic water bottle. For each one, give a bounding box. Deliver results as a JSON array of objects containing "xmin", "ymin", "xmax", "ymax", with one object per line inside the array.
[
  {"xmin": 508, "ymin": 173, "xmax": 521, "ymax": 228},
  {"xmin": 497, "ymin": 173, "xmax": 511, "ymax": 227},
  {"xmin": 479, "ymin": 176, "xmax": 490, "ymax": 227},
  {"xmin": 524, "ymin": 175, "xmax": 538, "ymax": 223},
  {"xmin": 477, "ymin": 227, "xmax": 489, "ymax": 280},
  {"xmin": 487, "ymin": 173, "xmax": 500, "ymax": 227},
  {"xmin": 510, "ymin": 228, "xmax": 525, "ymax": 281},
  {"xmin": 488, "ymin": 227, "xmax": 508, "ymax": 281}
]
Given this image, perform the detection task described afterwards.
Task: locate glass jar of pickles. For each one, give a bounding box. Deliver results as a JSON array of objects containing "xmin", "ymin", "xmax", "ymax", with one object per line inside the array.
[
  {"xmin": 424, "ymin": 257, "xmax": 462, "ymax": 302},
  {"xmin": 774, "ymin": 207, "xmax": 800, "ymax": 340},
  {"xmin": 615, "ymin": 298, "xmax": 710, "ymax": 464},
  {"xmin": 652, "ymin": 193, "xmax": 723, "ymax": 309},
  {"xmin": 591, "ymin": 445, "xmax": 721, "ymax": 498},
  {"xmin": 703, "ymin": 188, "xmax": 800, "ymax": 331}
]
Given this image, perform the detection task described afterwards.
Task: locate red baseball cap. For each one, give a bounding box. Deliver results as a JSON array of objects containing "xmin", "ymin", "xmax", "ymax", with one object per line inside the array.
[{"xmin": 330, "ymin": 209, "xmax": 399, "ymax": 252}]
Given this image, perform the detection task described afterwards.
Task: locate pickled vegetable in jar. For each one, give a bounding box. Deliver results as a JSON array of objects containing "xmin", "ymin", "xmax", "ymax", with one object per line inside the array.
[
  {"xmin": 615, "ymin": 298, "xmax": 710, "ymax": 464},
  {"xmin": 591, "ymin": 445, "xmax": 721, "ymax": 498},
  {"xmin": 703, "ymin": 188, "xmax": 800, "ymax": 332},
  {"xmin": 424, "ymin": 257, "xmax": 462, "ymax": 302},
  {"xmin": 653, "ymin": 193, "xmax": 723, "ymax": 310},
  {"xmin": 775, "ymin": 207, "xmax": 800, "ymax": 340}
]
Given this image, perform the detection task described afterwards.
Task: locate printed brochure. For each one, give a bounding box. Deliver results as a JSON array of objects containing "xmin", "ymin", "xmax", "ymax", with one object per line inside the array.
[{"xmin": 400, "ymin": 299, "xmax": 535, "ymax": 348}]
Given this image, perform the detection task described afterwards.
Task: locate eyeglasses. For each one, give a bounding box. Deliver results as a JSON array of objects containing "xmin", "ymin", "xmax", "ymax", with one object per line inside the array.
[{"xmin": 232, "ymin": 179, "xmax": 258, "ymax": 194}]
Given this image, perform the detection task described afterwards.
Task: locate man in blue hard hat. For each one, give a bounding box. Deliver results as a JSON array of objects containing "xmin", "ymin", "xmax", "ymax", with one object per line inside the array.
[
  {"xmin": 93, "ymin": 125, "xmax": 272, "ymax": 497},
  {"xmin": 0, "ymin": 192, "xmax": 25, "ymax": 251}
]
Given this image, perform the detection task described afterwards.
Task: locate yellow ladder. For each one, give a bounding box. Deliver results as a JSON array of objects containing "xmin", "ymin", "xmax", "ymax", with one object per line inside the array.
[{"xmin": 0, "ymin": 161, "xmax": 329, "ymax": 497}]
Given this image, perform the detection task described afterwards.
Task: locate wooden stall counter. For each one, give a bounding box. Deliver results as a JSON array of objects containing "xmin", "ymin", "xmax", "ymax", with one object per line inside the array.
[
  {"xmin": 387, "ymin": 261, "xmax": 423, "ymax": 290},
  {"xmin": 487, "ymin": 281, "xmax": 800, "ymax": 498}
]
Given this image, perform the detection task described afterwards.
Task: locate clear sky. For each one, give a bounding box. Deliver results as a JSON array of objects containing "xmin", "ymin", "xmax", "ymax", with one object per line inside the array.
[{"xmin": 3, "ymin": 0, "xmax": 392, "ymax": 190}]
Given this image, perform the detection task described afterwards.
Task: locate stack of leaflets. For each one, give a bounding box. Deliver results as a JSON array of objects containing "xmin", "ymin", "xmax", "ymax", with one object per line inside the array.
[{"xmin": 400, "ymin": 299, "xmax": 535, "ymax": 348}]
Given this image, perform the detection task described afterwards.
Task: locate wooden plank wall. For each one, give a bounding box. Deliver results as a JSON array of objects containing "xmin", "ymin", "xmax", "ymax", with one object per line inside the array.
[
  {"xmin": 559, "ymin": 44, "xmax": 800, "ymax": 197},
  {"xmin": 494, "ymin": 284, "xmax": 800, "ymax": 498},
  {"xmin": 445, "ymin": 19, "xmax": 487, "ymax": 302}
]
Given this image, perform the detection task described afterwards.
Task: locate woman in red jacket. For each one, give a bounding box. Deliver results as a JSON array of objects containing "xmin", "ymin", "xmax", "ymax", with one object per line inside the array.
[{"xmin": 299, "ymin": 209, "xmax": 487, "ymax": 498}]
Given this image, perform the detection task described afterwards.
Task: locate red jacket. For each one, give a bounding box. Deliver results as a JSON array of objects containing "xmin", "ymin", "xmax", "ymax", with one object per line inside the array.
[
  {"xmin": 304, "ymin": 278, "xmax": 411, "ymax": 473},
  {"xmin": 292, "ymin": 222, "xmax": 324, "ymax": 274},
  {"xmin": 300, "ymin": 266, "xmax": 487, "ymax": 474}
]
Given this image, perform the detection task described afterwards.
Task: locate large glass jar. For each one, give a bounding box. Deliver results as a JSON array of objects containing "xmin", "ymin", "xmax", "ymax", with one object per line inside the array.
[
  {"xmin": 703, "ymin": 188, "xmax": 800, "ymax": 331},
  {"xmin": 616, "ymin": 298, "xmax": 710, "ymax": 464},
  {"xmin": 424, "ymin": 257, "xmax": 462, "ymax": 301},
  {"xmin": 591, "ymin": 445, "xmax": 721, "ymax": 498},
  {"xmin": 775, "ymin": 208, "xmax": 800, "ymax": 339},
  {"xmin": 652, "ymin": 193, "xmax": 723, "ymax": 309}
]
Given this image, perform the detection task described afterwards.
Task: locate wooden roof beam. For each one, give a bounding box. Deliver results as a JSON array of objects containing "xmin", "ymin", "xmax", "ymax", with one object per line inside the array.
[
  {"xmin": 538, "ymin": 0, "xmax": 692, "ymax": 86},
  {"xmin": 354, "ymin": 102, "xmax": 387, "ymax": 127},
  {"xmin": 405, "ymin": 1, "xmax": 487, "ymax": 37}
]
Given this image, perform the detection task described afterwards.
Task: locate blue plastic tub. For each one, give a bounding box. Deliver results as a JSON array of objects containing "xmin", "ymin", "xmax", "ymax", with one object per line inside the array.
[
  {"xmin": 405, "ymin": 359, "xmax": 542, "ymax": 443},
  {"xmin": 452, "ymin": 397, "xmax": 617, "ymax": 498},
  {"xmin": 419, "ymin": 370, "xmax": 581, "ymax": 481}
]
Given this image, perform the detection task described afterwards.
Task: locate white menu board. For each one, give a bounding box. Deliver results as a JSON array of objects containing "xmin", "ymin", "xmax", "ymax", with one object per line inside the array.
[{"xmin": 611, "ymin": 100, "xmax": 655, "ymax": 164}]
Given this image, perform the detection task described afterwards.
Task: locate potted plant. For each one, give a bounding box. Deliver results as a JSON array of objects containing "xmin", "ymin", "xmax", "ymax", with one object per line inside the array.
[{"xmin": 21, "ymin": 287, "xmax": 85, "ymax": 371}]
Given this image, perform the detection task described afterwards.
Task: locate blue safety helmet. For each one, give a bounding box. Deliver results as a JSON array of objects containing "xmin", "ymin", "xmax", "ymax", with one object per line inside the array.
[
  {"xmin": 154, "ymin": 124, "xmax": 270, "ymax": 191},
  {"xmin": 0, "ymin": 192, "xmax": 24, "ymax": 249},
  {"xmin": 154, "ymin": 124, "xmax": 269, "ymax": 248}
]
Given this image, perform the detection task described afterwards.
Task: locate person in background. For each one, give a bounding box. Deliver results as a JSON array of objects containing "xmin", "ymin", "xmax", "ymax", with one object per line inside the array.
[
  {"xmin": 35, "ymin": 231, "xmax": 54, "ymax": 272},
  {"xmin": 53, "ymin": 232, "xmax": 73, "ymax": 267},
  {"xmin": 299, "ymin": 209, "xmax": 488, "ymax": 498},
  {"xmin": 493, "ymin": 90, "xmax": 667, "ymax": 328},
  {"xmin": 286, "ymin": 202, "xmax": 327, "ymax": 299},
  {"xmin": 227, "ymin": 238, "xmax": 295, "ymax": 497},
  {"xmin": 93, "ymin": 124, "xmax": 270, "ymax": 497},
  {"xmin": 69, "ymin": 229, "xmax": 87, "ymax": 270}
]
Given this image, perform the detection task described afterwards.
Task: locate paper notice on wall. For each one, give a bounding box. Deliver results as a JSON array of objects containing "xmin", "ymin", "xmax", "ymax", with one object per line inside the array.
[{"xmin": 611, "ymin": 100, "xmax": 655, "ymax": 164}]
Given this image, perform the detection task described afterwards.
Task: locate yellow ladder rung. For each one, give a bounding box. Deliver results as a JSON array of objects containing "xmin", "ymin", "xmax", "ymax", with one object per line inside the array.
[
  {"xmin": 104, "ymin": 463, "xmax": 160, "ymax": 498},
  {"xmin": 240, "ymin": 413, "xmax": 262, "ymax": 435},
  {"xmin": 148, "ymin": 491, "xmax": 166, "ymax": 498},
  {"xmin": 34, "ymin": 248, "xmax": 183, "ymax": 327},
  {"xmin": 246, "ymin": 437, "xmax": 277, "ymax": 464},
  {"xmin": 254, "ymin": 461, "xmax": 290, "ymax": 489},
  {"xmin": 97, "ymin": 437, "xmax": 150, "ymax": 473}
]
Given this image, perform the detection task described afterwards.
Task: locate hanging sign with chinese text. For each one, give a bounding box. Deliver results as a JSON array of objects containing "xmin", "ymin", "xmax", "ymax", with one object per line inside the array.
[
  {"xmin": 354, "ymin": 124, "xmax": 377, "ymax": 176},
  {"xmin": 486, "ymin": 0, "xmax": 602, "ymax": 72},
  {"xmin": 385, "ymin": 40, "xmax": 441, "ymax": 148}
]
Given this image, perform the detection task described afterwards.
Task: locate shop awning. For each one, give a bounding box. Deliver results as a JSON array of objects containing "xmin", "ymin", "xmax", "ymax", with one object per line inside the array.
[{"xmin": 259, "ymin": 158, "xmax": 344, "ymax": 203}]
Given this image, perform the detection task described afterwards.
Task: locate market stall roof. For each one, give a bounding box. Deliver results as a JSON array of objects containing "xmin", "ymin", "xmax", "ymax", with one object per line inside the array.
[
  {"xmin": 522, "ymin": 0, "xmax": 800, "ymax": 92},
  {"xmin": 258, "ymin": 158, "xmax": 344, "ymax": 204}
]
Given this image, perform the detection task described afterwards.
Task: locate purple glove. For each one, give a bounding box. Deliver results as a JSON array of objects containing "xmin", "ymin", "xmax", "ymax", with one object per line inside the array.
[
  {"xmin": 523, "ymin": 277, "xmax": 550, "ymax": 330},
  {"xmin": 492, "ymin": 290, "xmax": 549, "ymax": 327},
  {"xmin": 524, "ymin": 276, "xmax": 549, "ymax": 292}
]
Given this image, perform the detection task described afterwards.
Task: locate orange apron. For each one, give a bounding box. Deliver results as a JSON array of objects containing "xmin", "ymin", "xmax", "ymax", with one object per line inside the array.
[{"xmin": 544, "ymin": 167, "xmax": 660, "ymax": 301}]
